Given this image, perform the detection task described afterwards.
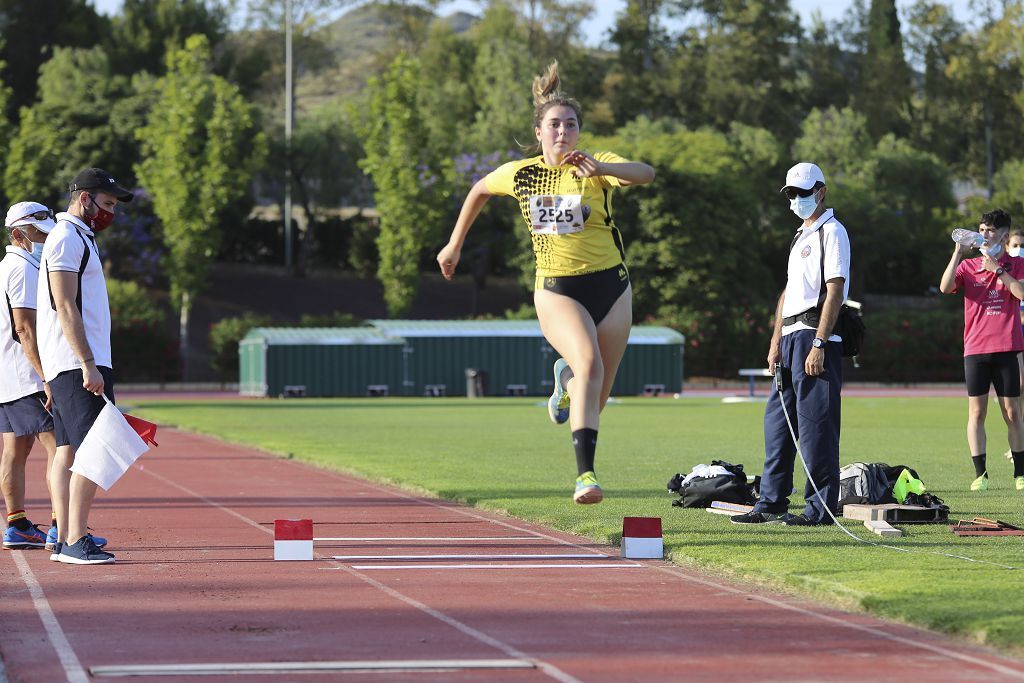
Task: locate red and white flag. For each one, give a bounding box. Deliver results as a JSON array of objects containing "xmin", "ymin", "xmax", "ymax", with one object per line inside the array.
[{"xmin": 69, "ymin": 396, "xmax": 153, "ymax": 490}]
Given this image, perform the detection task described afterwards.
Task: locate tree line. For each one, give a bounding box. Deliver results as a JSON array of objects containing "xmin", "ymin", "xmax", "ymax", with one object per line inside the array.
[{"xmin": 0, "ymin": 0, "xmax": 1019, "ymax": 376}]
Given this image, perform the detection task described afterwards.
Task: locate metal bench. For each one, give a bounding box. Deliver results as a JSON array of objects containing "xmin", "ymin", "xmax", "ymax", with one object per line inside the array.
[
  {"xmin": 722, "ymin": 368, "xmax": 772, "ymax": 404},
  {"xmin": 738, "ymin": 368, "xmax": 772, "ymax": 397}
]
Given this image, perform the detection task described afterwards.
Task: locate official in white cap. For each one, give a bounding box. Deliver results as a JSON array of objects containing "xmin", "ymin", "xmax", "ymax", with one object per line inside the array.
[
  {"xmin": 1, "ymin": 202, "xmax": 58, "ymax": 550},
  {"xmin": 731, "ymin": 162, "xmax": 852, "ymax": 527}
]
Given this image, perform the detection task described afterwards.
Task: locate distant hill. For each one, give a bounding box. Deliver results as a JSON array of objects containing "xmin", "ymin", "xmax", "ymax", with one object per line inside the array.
[{"xmin": 296, "ymin": 4, "xmax": 478, "ymax": 111}]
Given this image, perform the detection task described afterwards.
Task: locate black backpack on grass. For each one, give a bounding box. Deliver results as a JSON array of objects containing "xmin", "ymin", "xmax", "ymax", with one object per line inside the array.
[
  {"xmin": 837, "ymin": 462, "xmax": 921, "ymax": 511},
  {"xmin": 667, "ymin": 460, "xmax": 758, "ymax": 508}
]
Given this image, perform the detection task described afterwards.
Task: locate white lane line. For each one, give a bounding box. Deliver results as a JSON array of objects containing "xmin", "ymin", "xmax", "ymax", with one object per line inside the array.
[
  {"xmin": 314, "ymin": 536, "xmax": 539, "ymax": 541},
  {"xmin": 352, "ymin": 563, "xmax": 643, "ymax": 571},
  {"xmin": 90, "ymin": 658, "xmax": 534, "ymax": 677},
  {"xmin": 333, "ymin": 553, "xmax": 603, "ymax": 561},
  {"xmin": 10, "ymin": 552, "xmax": 90, "ymax": 683},
  {"xmin": 141, "ymin": 466, "xmax": 584, "ymax": 683},
  {"xmin": 653, "ymin": 565, "xmax": 1024, "ymax": 681}
]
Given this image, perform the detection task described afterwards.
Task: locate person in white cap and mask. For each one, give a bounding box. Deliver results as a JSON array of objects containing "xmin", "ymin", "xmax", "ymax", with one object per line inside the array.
[
  {"xmin": 731, "ymin": 162, "xmax": 851, "ymax": 527},
  {"xmin": 1, "ymin": 202, "xmax": 59, "ymax": 550}
]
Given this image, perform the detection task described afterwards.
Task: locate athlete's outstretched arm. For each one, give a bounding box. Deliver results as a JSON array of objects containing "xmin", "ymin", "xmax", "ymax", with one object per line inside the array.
[
  {"xmin": 437, "ymin": 178, "xmax": 494, "ymax": 281},
  {"xmin": 561, "ymin": 151, "xmax": 655, "ymax": 187}
]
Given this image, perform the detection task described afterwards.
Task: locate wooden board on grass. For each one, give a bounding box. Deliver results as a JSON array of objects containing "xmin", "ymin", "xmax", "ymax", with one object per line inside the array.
[
  {"xmin": 842, "ymin": 504, "xmax": 947, "ymax": 523},
  {"xmin": 864, "ymin": 519, "xmax": 903, "ymax": 537},
  {"xmin": 706, "ymin": 501, "xmax": 754, "ymax": 516}
]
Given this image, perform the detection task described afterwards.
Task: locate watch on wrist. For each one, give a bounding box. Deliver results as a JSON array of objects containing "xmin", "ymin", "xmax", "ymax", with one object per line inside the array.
[
  {"xmin": 996, "ymin": 267, "xmax": 1005, "ymax": 276},
  {"xmin": 812, "ymin": 337, "xmax": 826, "ymax": 349}
]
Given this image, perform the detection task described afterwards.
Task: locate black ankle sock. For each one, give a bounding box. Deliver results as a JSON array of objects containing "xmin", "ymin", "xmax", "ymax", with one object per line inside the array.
[
  {"xmin": 572, "ymin": 428, "xmax": 598, "ymax": 476},
  {"xmin": 10, "ymin": 517, "xmax": 32, "ymax": 531},
  {"xmin": 1013, "ymin": 451, "xmax": 1024, "ymax": 478},
  {"xmin": 972, "ymin": 454, "xmax": 988, "ymax": 478}
]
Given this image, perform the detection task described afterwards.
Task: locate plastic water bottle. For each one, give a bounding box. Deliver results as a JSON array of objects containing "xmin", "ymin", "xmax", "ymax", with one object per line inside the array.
[{"xmin": 951, "ymin": 228, "xmax": 986, "ymax": 249}]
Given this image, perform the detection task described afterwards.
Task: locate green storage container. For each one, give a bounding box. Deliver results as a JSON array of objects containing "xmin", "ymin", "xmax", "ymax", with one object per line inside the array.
[
  {"xmin": 239, "ymin": 328, "xmax": 406, "ymax": 397},
  {"xmin": 369, "ymin": 320, "xmax": 684, "ymax": 397},
  {"xmin": 239, "ymin": 322, "xmax": 684, "ymax": 398}
]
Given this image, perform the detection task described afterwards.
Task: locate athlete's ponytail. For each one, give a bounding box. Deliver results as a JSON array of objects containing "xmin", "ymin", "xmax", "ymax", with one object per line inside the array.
[{"xmin": 531, "ymin": 60, "xmax": 583, "ymax": 130}]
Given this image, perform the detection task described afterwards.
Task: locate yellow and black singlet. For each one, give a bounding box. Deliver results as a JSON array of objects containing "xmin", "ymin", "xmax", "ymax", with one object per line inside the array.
[{"xmin": 483, "ymin": 152, "xmax": 628, "ymax": 279}]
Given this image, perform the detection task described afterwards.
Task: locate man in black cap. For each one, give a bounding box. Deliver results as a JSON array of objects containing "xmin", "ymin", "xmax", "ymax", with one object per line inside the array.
[{"xmin": 37, "ymin": 168, "xmax": 132, "ymax": 565}]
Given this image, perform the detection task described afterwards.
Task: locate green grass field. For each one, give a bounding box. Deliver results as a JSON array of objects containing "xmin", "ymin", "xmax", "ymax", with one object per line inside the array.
[{"xmin": 132, "ymin": 396, "xmax": 1024, "ymax": 655}]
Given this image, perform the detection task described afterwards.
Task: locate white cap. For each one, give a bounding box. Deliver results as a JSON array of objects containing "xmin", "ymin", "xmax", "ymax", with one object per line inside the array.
[
  {"xmin": 5, "ymin": 201, "xmax": 55, "ymax": 233},
  {"xmin": 781, "ymin": 162, "xmax": 826, "ymax": 191}
]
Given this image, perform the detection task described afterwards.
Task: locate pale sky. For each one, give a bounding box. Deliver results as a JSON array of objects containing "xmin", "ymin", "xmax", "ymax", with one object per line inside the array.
[{"xmin": 88, "ymin": 1, "xmax": 975, "ymax": 44}]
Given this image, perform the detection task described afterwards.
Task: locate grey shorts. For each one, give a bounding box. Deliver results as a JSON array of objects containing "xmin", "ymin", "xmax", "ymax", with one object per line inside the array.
[
  {"xmin": 49, "ymin": 367, "xmax": 115, "ymax": 450},
  {"xmin": 0, "ymin": 392, "xmax": 55, "ymax": 437}
]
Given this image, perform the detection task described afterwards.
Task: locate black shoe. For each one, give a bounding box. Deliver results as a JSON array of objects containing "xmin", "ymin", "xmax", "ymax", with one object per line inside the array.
[
  {"xmin": 784, "ymin": 513, "xmax": 832, "ymax": 527},
  {"xmin": 730, "ymin": 510, "xmax": 789, "ymax": 525}
]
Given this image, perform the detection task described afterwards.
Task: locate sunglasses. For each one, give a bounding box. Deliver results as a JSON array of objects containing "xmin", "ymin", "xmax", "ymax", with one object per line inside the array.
[
  {"xmin": 784, "ymin": 186, "xmax": 818, "ymax": 200},
  {"xmin": 13, "ymin": 209, "xmax": 54, "ymax": 223}
]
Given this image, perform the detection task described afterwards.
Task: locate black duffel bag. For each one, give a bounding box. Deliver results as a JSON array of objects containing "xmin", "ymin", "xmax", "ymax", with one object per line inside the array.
[{"xmin": 667, "ymin": 460, "xmax": 757, "ymax": 508}]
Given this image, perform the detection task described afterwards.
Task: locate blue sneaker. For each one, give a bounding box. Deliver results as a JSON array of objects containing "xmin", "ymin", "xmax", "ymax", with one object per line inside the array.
[
  {"xmin": 3, "ymin": 524, "xmax": 47, "ymax": 549},
  {"xmin": 50, "ymin": 542, "xmax": 63, "ymax": 562},
  {"xmin": 547, "ymin": 359, "xmax": 571, "ymax": 424},
  {"xmin": 47, "ymin": 525, "xmax": 107, "ymax": 550},
  {"xmin": 58, "ymin": 536, "xmax": 114, "ymax": 565}
]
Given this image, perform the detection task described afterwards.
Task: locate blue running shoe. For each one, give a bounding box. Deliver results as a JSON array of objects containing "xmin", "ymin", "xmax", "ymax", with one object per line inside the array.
[
  {"xmin": 547, "ymin": 358, "xmax": 571, "ymax": 424},
  {"xmin": 50, "ymin": 542, "xmax": 63, "ymax": 562},
  {"xmin": 86, "ymin": 531, "xmax": 108, "ymax": 548},
  {"xmin": 45, "ymin": 524, "xmax": 58, "ymax": 551},
  {"xmin": 58, "ymin": 536, "xmax": 114, "ymax": 565},
  {"xmin": 3, "ymin": 524, "xmax": 47, "ymax": 549}
]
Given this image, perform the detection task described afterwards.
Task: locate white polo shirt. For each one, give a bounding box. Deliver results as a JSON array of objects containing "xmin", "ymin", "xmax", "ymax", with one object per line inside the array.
[
  {"xmin": 781, "ymin": 208, "xmax": 851, "ymax": 339},
  {"xmin": 0, "ymin": 246, "xmax": 46, "ymax": 402},
  {"xmin": 36, "ymin": 213, "xmax": 112, "ymax": 382}
]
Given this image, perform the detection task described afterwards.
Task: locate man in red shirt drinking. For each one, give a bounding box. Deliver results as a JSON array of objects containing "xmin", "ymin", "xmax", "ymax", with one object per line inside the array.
[{"xmin": 940, "ymin": 209, "xmax": 1024, "ymax": 492}]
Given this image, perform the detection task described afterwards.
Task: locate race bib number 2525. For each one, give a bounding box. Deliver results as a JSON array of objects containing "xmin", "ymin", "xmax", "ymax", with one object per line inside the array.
[{"xmin": 530, "ymin": 194, "xmax": 584, "ymax": 235}]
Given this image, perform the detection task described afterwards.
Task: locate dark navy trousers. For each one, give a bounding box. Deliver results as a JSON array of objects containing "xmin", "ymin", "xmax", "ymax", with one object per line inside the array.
[{"xmin": 754, "ymin": 329, "xmax": 843, "ymax": 522}]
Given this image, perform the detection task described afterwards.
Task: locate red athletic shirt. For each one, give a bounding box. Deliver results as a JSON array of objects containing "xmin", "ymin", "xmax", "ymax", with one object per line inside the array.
[{"xmin": 954, "ymin": 254, "xmax": 1024, "ymax": 356}]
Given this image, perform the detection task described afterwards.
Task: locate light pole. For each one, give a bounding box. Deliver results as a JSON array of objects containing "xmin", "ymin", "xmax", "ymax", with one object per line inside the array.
[{"xmin": 284, "ymin": 0, "xmax": 294, "ymax": 269}]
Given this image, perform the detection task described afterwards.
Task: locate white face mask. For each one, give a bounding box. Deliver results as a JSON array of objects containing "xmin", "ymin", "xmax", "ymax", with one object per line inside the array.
[
  {"xmin": 982, "ymin": 242, "xmax": 1004, "ymax": 259},
  {"xmin": 789, "ymin": 191, "xmax": 820, "ymax": 220},
  {"xmin": 1009, "ymin": 246, "xmax": 1022, "ymax": 258}
]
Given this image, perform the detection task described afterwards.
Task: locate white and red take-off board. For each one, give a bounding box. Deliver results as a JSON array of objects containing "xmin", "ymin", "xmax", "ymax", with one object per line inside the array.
[
  {"xmin": 621, "ymin": 517, "xmax": 663, "ymax": 559},
  {"xmin": 274, "ymin": 519, "xmax": 314, "ymax": 561}
]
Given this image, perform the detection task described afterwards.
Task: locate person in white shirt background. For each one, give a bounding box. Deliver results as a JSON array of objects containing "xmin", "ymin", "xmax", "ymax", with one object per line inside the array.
[
  {"xmin": 39, "ymin": 168, "xmax": 132, "ymax": 565},
  {"xmin": 0, "ymin": 202, "xmax": 58, "ymax": 550}
]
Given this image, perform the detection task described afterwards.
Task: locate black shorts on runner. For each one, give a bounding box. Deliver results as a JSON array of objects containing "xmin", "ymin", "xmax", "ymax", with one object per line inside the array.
[
  {"xmin": 0, "ymin": 392, "xmax": 54, "ymax": 437},
  {"xmin": 535, "ymin": 265, "xmax": 631, "ymax": 325},
  {"xmin": 49, "ymin": 367, "xmax": 115, "ymax": 449},
  {"xmin": 964, "ymin": 352, "xmax": 1021, "ymax": 398}
]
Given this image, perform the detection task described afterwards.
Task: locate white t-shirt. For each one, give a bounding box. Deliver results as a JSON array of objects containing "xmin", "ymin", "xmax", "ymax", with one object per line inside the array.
[
  {"xmin": 0, "ymin": 247, "xmax": 45, "ymax": 402},
  {"xmin": 36, "ymin": 214, "xmax": 112, "ymax": 382},
  {"xmin": 781, "ymin": 209, "xmax": 851, "ymax": 340}
]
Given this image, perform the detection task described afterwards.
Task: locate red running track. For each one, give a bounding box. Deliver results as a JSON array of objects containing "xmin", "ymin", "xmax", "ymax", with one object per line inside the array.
[{"xmin": 2, "ymin": 429, "xmax": 1024, "ymax": 683}]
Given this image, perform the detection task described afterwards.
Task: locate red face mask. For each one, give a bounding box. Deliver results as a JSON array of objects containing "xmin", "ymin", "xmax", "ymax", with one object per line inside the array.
[{"xmin": 86, "ymin": 195, "xmax": 115, "ymax": 232}]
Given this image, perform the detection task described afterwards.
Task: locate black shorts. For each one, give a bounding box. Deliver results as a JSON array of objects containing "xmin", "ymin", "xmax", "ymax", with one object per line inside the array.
[
  {"xmin": 536, "ymin": 265, "xmax": 630, "ymax": 325},
  {"xmin": 964, "ymin": 352, "xmax": 1020, "ymax": 397},
  {"xmin": 0, "ymin": 392, "xmax": 54, "ymax": 437},
  {"xmin": 49, "ymin": 367, "xmax": 115, "ymax": 449}
]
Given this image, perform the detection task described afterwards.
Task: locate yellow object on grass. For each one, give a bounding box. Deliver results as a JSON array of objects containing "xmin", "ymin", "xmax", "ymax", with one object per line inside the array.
[{"xmin": 892, "ymin": 469, "xmax": 926, "ymax": 503}]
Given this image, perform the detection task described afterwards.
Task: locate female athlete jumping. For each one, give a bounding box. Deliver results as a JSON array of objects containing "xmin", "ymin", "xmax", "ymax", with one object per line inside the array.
[{"xmin": 437, "ymin": 61, "xmax": 655, "ymax": 504}]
